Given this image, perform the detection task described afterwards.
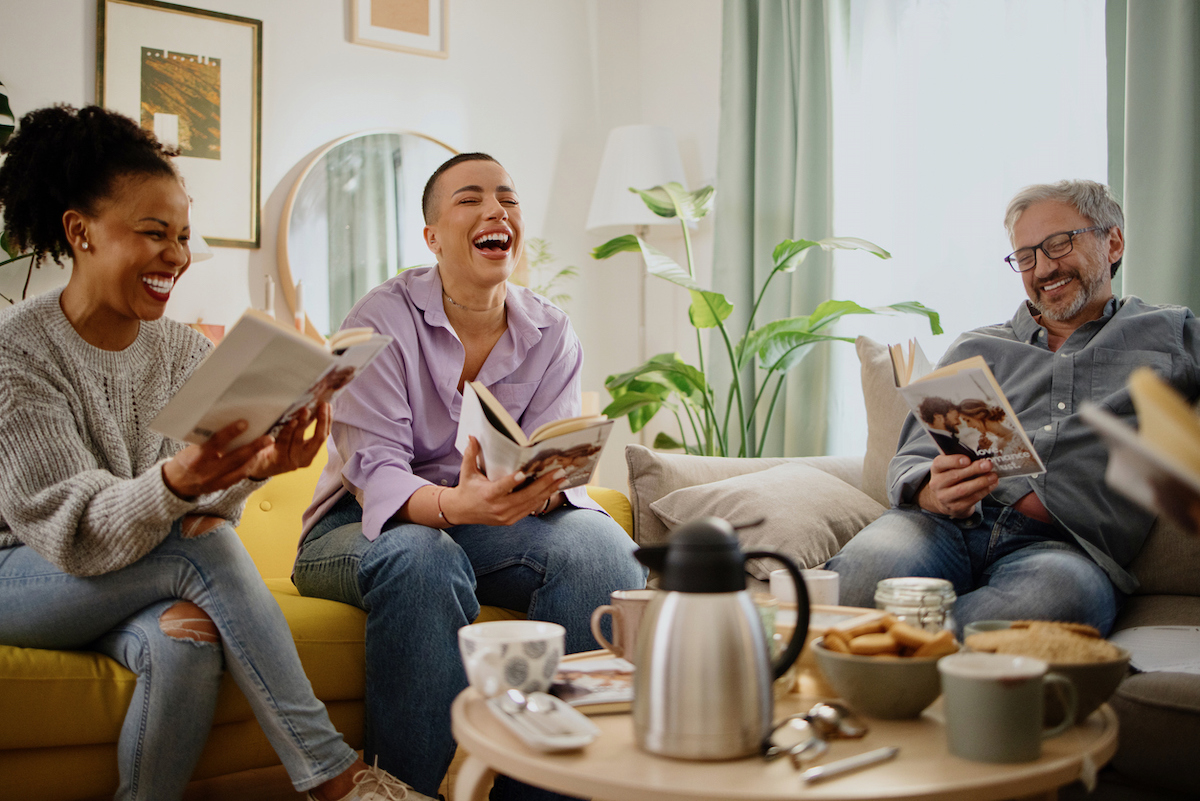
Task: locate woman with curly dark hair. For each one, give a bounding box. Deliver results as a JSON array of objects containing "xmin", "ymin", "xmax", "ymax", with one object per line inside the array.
[{"xmin": 0, "ymin": 105, "xmax": 427, "ymax": 801}]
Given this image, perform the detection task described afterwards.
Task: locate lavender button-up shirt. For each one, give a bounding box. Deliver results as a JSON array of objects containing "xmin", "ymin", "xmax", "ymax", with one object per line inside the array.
[{"xmin": 301, "ymin": 265, "xmax": 602, "ymax": 542}]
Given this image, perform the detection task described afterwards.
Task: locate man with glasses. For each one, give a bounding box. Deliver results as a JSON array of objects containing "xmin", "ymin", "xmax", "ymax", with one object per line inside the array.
[{"xmin": 828, "ymin": 179, "xmax": 1200, "ymax": 636}]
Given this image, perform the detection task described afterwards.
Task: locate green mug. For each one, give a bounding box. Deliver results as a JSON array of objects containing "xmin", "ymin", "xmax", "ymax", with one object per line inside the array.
[{"xmin": 938, "ymin": 652, "xmax": 1077, "ymax": 763}]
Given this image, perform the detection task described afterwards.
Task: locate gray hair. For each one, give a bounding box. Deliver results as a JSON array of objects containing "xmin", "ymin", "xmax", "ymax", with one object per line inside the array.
[{"xmin": 1004, "ymin": 180, "xmax": 1124, "ymax": 276}]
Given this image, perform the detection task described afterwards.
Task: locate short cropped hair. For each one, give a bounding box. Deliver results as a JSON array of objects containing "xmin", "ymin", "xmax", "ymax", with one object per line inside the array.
[
  {"xmin": 421, "ymin": 152, "xmax": 500, "ymax": 224},
  {"xmin": 1004, "ymin": 180, "xmax": 1124, "ymax": 277}
]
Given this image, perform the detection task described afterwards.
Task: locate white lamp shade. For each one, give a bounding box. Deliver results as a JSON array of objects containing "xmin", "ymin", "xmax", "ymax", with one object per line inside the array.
[
  {"xmin": 586, "ymin": 125, "xmax": 688, "ymax": 231},
  {"xmin": 189, "ymin": 234, "xmax": 213, "ymax": 262}
]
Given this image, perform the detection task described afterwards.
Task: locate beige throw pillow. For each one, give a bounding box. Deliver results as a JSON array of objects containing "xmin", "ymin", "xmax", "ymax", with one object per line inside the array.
[
  {"xmin": 648, "ymin": 462, "xmax": 887, "ymax": 579},
  {"xmin": 856, "ymin": 336, "xmax": 912, "ymax": 506},
  {"xmin": 625, "ymin": 444, "xmax": 863, "ymax": 546}
]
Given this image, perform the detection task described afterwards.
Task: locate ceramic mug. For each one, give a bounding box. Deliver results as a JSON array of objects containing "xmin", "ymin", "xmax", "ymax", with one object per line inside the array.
[
  {"xmin": 458, "ymin": 620, "xmax": 565, "ymax": 698},
  {"xmin": 590, "ymin": 589, "xmax": 656, "ymax": 662},
  {"xmin": 770, "ymin": 567, "xmax": 840, "ymax": 606},
  {"xmin": 938, "ymin": 652, "xmax": 1078, "ymax": 763}
]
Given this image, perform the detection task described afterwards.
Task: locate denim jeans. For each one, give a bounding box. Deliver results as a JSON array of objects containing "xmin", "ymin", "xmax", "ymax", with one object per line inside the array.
[
  {"xmin": 825, "ymin": 504, "xmax": 1122, "ymax": 636},
  {"xmin": 293, "ymin": 493, "xmax": 646, "ymax": 799},
  {"xmin": 0, "ymin": 522, "xmax": 358, "ymax": 800}
]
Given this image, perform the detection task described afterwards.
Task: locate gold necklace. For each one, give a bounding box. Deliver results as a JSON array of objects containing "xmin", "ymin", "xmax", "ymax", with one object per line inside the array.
[{"xmin": 443, "ymin": 290, "xmax": 503, "ymax": 313}]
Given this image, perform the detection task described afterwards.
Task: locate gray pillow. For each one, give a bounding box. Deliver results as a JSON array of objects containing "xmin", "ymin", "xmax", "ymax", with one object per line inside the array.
[
  {"xmin": 856, "ymin": 336, "xmax": 912, "ymax": 507},
  {"xmin": 625, "ymin": 444, "xmax": 863, "ymax": 546},
  {"xmin": 648, "ymin": 462, "xmax": 887, "ymax": 579}
]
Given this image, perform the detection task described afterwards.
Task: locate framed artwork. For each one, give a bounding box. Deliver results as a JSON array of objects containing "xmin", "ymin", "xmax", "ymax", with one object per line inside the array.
[
  {"xmin": 97, "ymin": 0, "xmax": 263, "ymax": 248},
  {"xmin": 351, "ymin": 0, "xmax": 448, "ymax": 58}
]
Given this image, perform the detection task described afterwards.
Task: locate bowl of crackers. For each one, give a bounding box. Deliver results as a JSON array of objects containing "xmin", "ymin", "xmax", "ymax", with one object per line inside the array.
[
  {"xmin": 964, "ymin": 620, "xmax": 1131, "ymax": 722},
  {"xmin": 812, "ymin": 611, "xmax": 959, "ymax": 719}
]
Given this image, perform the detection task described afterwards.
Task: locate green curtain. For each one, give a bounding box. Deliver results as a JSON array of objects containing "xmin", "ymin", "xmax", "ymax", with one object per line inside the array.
[
  {"xmin": 713, "ymin": 0, "xmax": 833, "ymax": 457},
  {"xmin": 1107, "ymin": 0, "xmax": 1200, "ymax": 311}
]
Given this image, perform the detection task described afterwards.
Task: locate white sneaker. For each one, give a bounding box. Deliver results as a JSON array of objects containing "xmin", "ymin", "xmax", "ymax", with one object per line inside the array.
[{"xmin": 306, "ymin": 757, "xmax": 438, "ymax": 801}]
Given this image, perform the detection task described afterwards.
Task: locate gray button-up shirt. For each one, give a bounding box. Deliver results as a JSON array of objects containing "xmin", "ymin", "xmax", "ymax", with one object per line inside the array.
[{"xmin": 888, "ymin": 296, "xmax": 1200, "ymax": 593}]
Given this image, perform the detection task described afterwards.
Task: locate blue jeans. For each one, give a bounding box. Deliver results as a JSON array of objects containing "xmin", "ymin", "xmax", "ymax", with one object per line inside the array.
[
  {"xmin": 0, "ymin": 522, "xmax": 358, "ymax": 801},
  {"xmin": 294, "ymin": 493, "xmax": 646, "ymax": 799},
  {"xmin": 825, "ymin": 504, "xmax": 1122, "ymax": 636}
]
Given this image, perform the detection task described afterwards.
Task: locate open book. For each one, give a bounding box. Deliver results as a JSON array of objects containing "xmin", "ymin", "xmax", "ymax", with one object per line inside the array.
[
  {"xmin": 151, "ymin": 309, "xmax": 391, "ymax": 450},
  {"xmin": 1082, "ymin": 368, "xmax": 1200, "ymax": 534},
  {"xmin": 455, "ymin": 381, "xmax": 613, "ymax": 490},
  {"xmin": 890, "ymin": 339, "xmax": 1045, "ymax": 478},
  {"xmin": 549, "ymin": 655, "xmax": 633, "ymax": 715}
]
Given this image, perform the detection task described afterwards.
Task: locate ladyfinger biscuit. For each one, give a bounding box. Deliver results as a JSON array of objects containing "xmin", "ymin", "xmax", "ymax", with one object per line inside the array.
[
  {"xmin": 821, "ymin": 632, "xmax": 851, "ymax": 653},
  {"xmin": 912, "ymin": 629, "xmax": 958, "ymax": 658},
  {"xmin": 889, "ymin": 621, "xmax": 937, "ymax": 649},
  {"xmin": 848, "ymin": 632, "xmax": 900, "ymax": 655}
]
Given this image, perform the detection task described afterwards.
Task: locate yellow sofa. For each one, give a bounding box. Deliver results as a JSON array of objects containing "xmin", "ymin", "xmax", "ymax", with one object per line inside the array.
[{"xmin": 0, "ymin": 450, "xmax": 633, "ymax": 800}]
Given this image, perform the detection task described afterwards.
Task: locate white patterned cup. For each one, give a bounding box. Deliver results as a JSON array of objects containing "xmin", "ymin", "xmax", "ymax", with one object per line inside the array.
[{"xmin": 458, "ymin": 620, "xmax": 566, "ymax": 698}]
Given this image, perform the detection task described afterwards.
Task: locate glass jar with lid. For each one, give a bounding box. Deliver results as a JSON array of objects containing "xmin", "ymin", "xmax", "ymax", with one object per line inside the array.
[{"xmin": 874, "ymin": 577, "xmax": 957, "ymax": 633}]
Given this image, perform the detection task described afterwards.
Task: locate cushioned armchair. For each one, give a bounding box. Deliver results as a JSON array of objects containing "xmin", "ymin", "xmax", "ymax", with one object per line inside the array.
[{"xmin": 0, "ymin": 447, "xmax": 633, "ymax": 800}]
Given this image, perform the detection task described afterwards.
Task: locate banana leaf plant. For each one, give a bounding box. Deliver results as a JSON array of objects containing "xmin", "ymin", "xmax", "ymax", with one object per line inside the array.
[{"xmin": 592, "ymin": 183, "xmax": 942, "ymax": 458}]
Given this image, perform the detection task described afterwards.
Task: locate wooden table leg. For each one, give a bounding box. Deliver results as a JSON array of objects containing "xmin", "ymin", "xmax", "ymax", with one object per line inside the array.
[{"xmin": 453, "ymin": 755, "xmax": 496, "ymax": 801}]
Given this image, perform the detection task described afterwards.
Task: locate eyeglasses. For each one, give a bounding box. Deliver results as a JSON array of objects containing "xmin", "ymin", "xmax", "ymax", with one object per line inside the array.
[{"xmin": 1004, "ymin": 226, "xmax": 1109, "ymax": 273}]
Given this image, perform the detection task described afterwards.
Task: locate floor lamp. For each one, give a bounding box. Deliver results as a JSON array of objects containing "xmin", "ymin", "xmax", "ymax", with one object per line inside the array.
[{"xmin": 585, "ymin": 125, "xmax": 689, "ymax": 369}]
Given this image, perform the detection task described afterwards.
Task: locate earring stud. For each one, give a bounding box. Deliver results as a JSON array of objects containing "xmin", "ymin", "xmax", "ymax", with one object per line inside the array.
[{"xmin": 81, "ymin": 241, "xmax": 89, "ymax": 250}]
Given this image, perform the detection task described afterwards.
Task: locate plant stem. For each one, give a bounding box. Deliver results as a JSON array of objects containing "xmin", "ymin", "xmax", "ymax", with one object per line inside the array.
[{"xmin": 757, "ymin": 372, "xmax": 789, "ymax": 458}]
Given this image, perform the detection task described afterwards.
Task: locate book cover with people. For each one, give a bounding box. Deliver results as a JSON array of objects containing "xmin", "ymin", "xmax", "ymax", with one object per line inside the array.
[
  {"xmin": 890, "ymin": 340, "xmax": 1045, "ymax": 478},
  {"xmin": 151, "ymin": 309, "xmax": 391, "ymax": 449},
  {"xmin": 455, "ymin": 381, "xmax": 613, "ymax": 490}
]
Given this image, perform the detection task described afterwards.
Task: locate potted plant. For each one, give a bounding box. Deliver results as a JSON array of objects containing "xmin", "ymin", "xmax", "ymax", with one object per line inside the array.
[{"xmin": 592, "ymin": 183, "xmax": 941, "ymax": 457}]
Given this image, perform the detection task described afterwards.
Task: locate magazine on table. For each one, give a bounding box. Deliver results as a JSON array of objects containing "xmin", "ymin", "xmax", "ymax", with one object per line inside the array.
[
  {"xmin": 455, "ymin": 381, "xmax": 613, "ymax": 489},
  {"xmin": 889, "ymin": 339, "xmax": 1045, "ymax": 478},
  {"xmin": 151, "ymin": 309, "xmax": 391, "ymax": 450},
  {"xmin": 549, "ymin": 655, "xmax": 633, "ymax": 715}
]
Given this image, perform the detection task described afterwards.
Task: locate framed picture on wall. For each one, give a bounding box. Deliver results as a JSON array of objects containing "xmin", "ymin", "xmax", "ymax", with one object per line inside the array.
[
  {"xmin": 97, "ymin": 0, "xmax": 263, "ymax": 248},
  {"xmin": 351, "ymin": 0, "xmax": 449, "ymax": 58}
]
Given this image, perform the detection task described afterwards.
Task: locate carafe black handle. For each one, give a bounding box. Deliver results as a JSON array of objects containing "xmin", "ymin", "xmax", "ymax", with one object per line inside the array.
[{"xmin": 745, "ymin": 550, "xmax": 811, "ymax": 679}]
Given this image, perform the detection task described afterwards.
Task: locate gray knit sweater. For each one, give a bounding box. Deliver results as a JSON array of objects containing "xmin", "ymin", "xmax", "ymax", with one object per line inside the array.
[{"xmin": 0, "ymin": 289, "xmax": 259, "ymax": 576}]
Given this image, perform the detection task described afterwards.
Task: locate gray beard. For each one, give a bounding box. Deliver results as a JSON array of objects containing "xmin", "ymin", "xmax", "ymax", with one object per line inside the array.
[{"xmin": 1032, "ymin": 268, "xmax": 1107, "ymax": 322}]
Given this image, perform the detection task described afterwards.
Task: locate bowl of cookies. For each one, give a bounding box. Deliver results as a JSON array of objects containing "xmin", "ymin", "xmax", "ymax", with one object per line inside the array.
[
  {"xmin": 812, "ymin": 611, "xmax": 959, "ymax": 719},
  {"xmin": 964, "ymin": 620, "xmax": 1131, "ymax": 722}
]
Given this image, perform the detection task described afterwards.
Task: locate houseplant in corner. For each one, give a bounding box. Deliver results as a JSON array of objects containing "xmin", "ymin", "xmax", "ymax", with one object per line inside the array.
[{"xmin": 593, "ymin": 183, "xmax": 941, "ymax": 457}]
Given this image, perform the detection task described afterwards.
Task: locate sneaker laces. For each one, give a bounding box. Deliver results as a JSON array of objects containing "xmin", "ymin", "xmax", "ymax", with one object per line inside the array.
[{"xmin": 349, "ymin": 756, "xmax": 419, "ymax": 801}]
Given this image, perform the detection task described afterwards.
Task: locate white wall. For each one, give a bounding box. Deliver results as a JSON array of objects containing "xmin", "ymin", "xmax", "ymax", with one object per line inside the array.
[{"xmin": 0, "ymin": 0, "xmax": 723, "ymax": 490}]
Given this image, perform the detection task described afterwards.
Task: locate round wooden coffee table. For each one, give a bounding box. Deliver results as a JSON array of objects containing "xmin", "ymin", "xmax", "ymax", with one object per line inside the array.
[{"xmin": 450, "ymin": 687, "xmax": 1117, "ymax": 801}]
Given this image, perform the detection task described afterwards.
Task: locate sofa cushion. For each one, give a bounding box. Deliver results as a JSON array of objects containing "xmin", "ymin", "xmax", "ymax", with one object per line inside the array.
[
  {"xmin": 625, "ymin": 443, "xmax": 863, "ymax": 545},
  {"xmin": 1126, "ymin": 516, "xmax": 1200, "ymax": 597},
  {"xmin": 856, "ymin": 336, "xmax": 911, "ymax": 507},
  {"xmin": 1110, "ymin": 670, "xmax": 1200, "ymax": 795},
  {"xmin": 649, "ymin": 462, "xmax": 886, "ymax": 579}
]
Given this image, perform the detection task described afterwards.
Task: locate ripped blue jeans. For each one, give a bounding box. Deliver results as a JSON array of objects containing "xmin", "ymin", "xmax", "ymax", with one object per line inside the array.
[{"xmin": 0, "ymin": 521, "xmax": 358, "ymax": 801}]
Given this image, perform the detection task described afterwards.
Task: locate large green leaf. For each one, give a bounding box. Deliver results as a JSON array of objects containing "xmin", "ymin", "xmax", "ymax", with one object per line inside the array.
[
  {"xmin": 809, "ymin": 299, "xmax": 877, "ymax": 330},
  {"xmin": 818, "ymin": 236, "xmax": 892, "ymax": 259},
  {"xmin": 882, "ymin": 301, "xmax": 943, "ymax": 335},
  {"xmin": 605, "ymin": 354, "xmax": 707, "ymax": 405},
  {"xmin": 771, "ymin": 239, "xmax": 821, "ymax": 273},
  {"xmin": 754, "ymin": 325, "xmax": 855, "ymax": 372},
  {"xmin": 687, "ymin": 289, "xmax": 734, "ymax": 328},
  {"xmin": 631, "ymin": 183, "xmax": 715, "ymax": 222},
  {"xmin": 593, "ymin": 234, "xmax": 704, "ymax": 291}
]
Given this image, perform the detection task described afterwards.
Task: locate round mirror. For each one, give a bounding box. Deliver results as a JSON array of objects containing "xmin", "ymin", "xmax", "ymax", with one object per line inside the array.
[{"xmin": 277, "ymin": 130, "xmax": 457, "ymax": 337}]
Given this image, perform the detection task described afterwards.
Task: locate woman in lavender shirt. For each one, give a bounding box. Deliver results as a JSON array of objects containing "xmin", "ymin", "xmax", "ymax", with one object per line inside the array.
[{"xmin": 294, "ymin": 153, "xmax": 645, "ymax": 800}]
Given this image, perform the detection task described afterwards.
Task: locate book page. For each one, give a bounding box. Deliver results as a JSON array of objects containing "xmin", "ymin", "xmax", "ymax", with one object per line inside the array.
[
  {"xmin": 898, "ymin": 365, "xmax": 1045, "ymax": 477},
  {"xmin": 550, "ymin": 656, "xmax": 633, "ymax": 714},
  {"xmin": 529, "ymin": 415, "xmax": 607, "ymax": 443},
  {"xmin": 271, "ymin": 335, "xmax": 391, "ymax": 436},
  {"xmin": 514, "ymin": 421, "xmax": 613, "ymax": 490}
]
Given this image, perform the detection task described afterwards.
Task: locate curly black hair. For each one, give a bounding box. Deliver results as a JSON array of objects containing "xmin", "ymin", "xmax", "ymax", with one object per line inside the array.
[{"xmin": 0, "ymin": 104, "xmax": 180, "ymax": 265}]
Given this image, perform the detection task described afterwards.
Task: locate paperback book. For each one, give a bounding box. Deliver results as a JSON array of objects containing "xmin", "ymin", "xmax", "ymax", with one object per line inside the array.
[
  {"xmin": 890, "ymin": 339, "xmax": 1045, "ymax": 478},
  {"xmin": 549, "ymin": 655, "xmax": 633, "ymax": 715},
  {"xmin": 151, "ymin": 309, "xmax": 391, "ymax": 450},
  {"xmin": 455, "ymin": 381, "xmax": 613, "ymax": 489}
]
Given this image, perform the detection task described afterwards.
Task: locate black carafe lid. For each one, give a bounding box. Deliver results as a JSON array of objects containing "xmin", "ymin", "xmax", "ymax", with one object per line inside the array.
[{"xmin": 634, "ymin": 517, "xmax": 745, "ymax": 593}]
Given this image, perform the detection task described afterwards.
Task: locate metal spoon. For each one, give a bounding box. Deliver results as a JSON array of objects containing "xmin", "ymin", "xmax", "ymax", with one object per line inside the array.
[
  {"xmin": 806, "ymin": 702, "xmax": 868, "ymax": 740},
  {"xmin": 499, "ymin": 689, "xmax": 569, "ymax": 735}
]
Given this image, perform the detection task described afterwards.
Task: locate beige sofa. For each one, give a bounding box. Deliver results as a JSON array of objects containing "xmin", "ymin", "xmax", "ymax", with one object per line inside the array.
[{"xmin": 623, "ymin": 336, "xmax": 1200, "ymax": 799}]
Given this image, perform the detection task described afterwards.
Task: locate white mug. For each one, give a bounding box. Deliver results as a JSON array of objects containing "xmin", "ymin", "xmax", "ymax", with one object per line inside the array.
[
  {"xmin": 770, "ymin": 567, "xmax": 839, "ymax": 606},
  {"xmin": 458, "ymin": 620, "xmax": 565, "ymax": 698}
]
